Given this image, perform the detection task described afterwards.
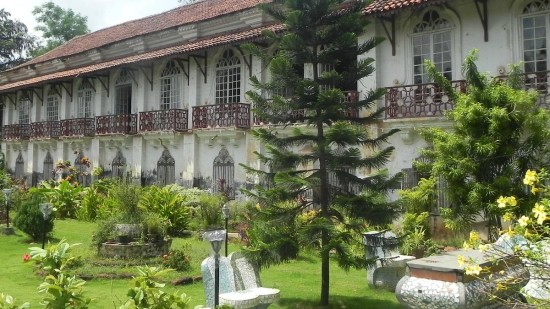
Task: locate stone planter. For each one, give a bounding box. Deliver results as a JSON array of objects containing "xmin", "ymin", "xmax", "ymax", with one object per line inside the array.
[
  {"xmin": 114, "ymin": 223, "xmax": 142, "ymax": 242},
  {"xmin": 99, "ymin": 238, "xmax": 172, "ymax": 258}
]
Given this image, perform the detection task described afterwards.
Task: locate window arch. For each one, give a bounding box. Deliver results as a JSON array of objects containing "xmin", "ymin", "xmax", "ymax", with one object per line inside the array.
[
  {"xmin": 43, "ymin": 151, "xmax": 54, "ymax": 181},
  {"xmin": 521, "ymin": 0, "xmax": 550, "ymax": 73},
  {"xmin": 77, "ymin": 80, "xmax": 94, "ymax": 118},
  {"xmin": 15, "ymin": 152, "xmax": 24, "ymax": 180},
  {"xmin": 112, "ymin": 150, "xmax": 127, "ymax": 180},
  {"xmin": 213, "ymin": 148, "xmax": 235, "ymax": 199},
  {"xmin": 411, "ymin": 10, "xmax": 453, "ymax": 84},
  {"xmin": 115, "ymin": 69, "xmax": 132, "ymax": 115},
  {"xmin": 157, "ymin": 148, "xmax": 175, "ymax": 186},
  {"xmin": 46, "ymin": 87, "xmax": 60, "ymax": 121},
  {"xmin": 160, "ymin": 60, "xmax": 182, "ymax": 110},
  {"xmin": 216, "ymin": 49, "xmax": 241, "ymax": 104}
]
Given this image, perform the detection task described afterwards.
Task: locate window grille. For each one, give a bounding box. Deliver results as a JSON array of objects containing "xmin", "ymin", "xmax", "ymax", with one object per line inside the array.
[
  {"xmin": 112, "ymin": 150, "xmax": 126, "ymax": 180},
  {"xmin": 77, "ymin": 80, "xmax": 94, "ymax": 118},
  {"xmin": 412, "ymin": 11, "xmax": 453, "ymax": 84},
  {"xmin": 157, "ymin": 148, "xmax": 175, "ymax": 186},
  {"xmin": 43, "ymin": 152, "xmax": 54, "ymax": 181},
  {"xmin": 160, "ymin": 60, "xmax": 182, "ymax": 110},
  {"xmin": 115, "ymin": 70, "xmax": 132, "ymax": 115},
  {"xmin": 74, "ymin": 152, "xmax": 90, "ymax": 186},
  {"xmin": 46, "ymin": 88, "xmax": 60, "ymax": 121},
  {"xmin": 15, "ymin": 152, "xmax": 24, "ymax": 179},
  {"xmin": 18, "ymin": 99, "xmax": 31, "ymax": 124},
  {"xmin": 213, "ymin": 148, "xmax": 235, "ymax": 199},
  {"xmin": 216, "ymin": 50, "xmax": 241, "ymax": 104},
  {"xmin": 401, "ymin": 168, "xmax": 419, "ymax": 189}
]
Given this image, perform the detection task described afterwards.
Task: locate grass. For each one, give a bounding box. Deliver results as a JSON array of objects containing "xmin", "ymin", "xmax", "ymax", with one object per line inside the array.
[{"xmin": 0, "ymin": 220, "xmax": 401, "ymax": 308}]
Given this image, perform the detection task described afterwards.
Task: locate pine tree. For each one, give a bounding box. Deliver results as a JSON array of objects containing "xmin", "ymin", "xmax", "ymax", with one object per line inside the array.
[{"xmin": 241, "ymin": 0, "xmax": 399, "ymax": 305}]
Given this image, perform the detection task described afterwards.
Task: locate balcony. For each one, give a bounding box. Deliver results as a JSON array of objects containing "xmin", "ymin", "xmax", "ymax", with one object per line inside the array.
[
  {"xmin": 139, "ymin": 109, "xmax": 188, "ymax": 133},
  {"xmin": 96, "ymin": 114, "xmax": 137, "ymax": 135},
  {"xmin": 192, "ymin": 103, "xmax": 250, "ymax": 129},
  {"xmin": 385, "ymin": 80, "xmax": 466, "ymax": 119},
  {"xmin": 3, "ymin": 124, "xmax": 30, "ymax": 140},
  {"xmin": 60, "ymin": 118, "xmax": 95, "ymax": 137},
  {"xmin": 31, "ymin": 121, "xmax": 60, "ymax": 139}
]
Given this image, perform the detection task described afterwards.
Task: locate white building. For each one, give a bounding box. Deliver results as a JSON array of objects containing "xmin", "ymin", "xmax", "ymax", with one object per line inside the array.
[{"xmin": 0, "ymin": 0, "xmax": 547, "ymax": 201}]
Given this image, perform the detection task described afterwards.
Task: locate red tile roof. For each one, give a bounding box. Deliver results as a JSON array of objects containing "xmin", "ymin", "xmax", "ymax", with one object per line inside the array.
[
  {"xmin": 0, "ymin": 24, "xmax": 284, "ymax": 92},
  {"xmin": 363, "ymin": 0, "xmax": 451, "ymax": 15},
  {"xmin": 22, "ymin": 0, "xmax": 269, "ymax": 67}
]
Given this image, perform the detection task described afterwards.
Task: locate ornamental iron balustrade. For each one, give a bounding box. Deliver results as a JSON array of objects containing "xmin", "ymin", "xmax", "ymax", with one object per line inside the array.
[
  {"xmin": 253, "ymin": 90, "xmax": 359, "ymax": 125},
  {"xmin": 192, "ymin": 103, "xmax": 250, "ymax": 129},
  {"xmin": 31, "ymin": 121, "xmax": 60, "ymax": 139},
  {"xmin": 139, "ymin": 109, "xmax": 188, "ymax": 132},
  {"xmin": 60, "ymin": 118, "xmax": 95, "ymax": 137},
  {"xmin": 3, "ymin": 124, "xmax": 30, "ymax": 140},
  {"xmin": 519, "ymin": 70, "xmax": 550, "ymax": 110},
  {"xmin": 385, "ymin": 80, "xmax": 466, "ymax": 119},
  {"xmin": 96, "ymin": 114, "xmax": 137, "ymax": 135}
]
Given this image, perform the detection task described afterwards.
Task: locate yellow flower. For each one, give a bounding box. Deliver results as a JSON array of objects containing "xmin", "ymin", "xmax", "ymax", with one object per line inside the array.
[
  {"xmin": 502, "ymin": 212, "xmax": 514, "ymax": 222},
  {"xmin": 518, "ymin": 216, "xmax": 530, "ymax": 227},
  {"xmin": 531, "ymin": 186, "xmax": 539, "ymax": 195},
  {"xmin": 465, "ymin": 264, "xmax": 483, "ymax": 276},
  {"xmin": 536, "ymin": 214, "xmax": 547, "ymax": 225},
  {"xmin": 469, "ymin": 231, "xmax": 480, "ymax": 242},
  {"xmin": 507, "ymin": 196, "xmax": 517, "ymax": 207},
  {"xmin": 462, "ymin": 241, "xmax": 471, "ymax": 250},
  {"xmin": 533, "ymin": 203, "xmax": 546, "ymax": 218},
  {"xmin": 478, "ymin": 243, "xmax": 492, "ymax": 252},
  {"xmin": 497, "ymin": 196, "xmax": 508, "ymax": 208},
  {"xmin": 457, "ymin": 255, "xmax": 467, "ymax": 266},
  {"xmin": 524, "ymin": 169, "xmax": 538, "ymax": 186}
]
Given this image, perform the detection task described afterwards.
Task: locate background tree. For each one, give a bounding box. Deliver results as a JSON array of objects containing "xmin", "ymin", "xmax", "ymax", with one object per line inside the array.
[
  {"xmin": 0, "ymin": 9, "xmax": 36, "ymax": 70},
  {"xmin": 406, "ymin": 50, "xmax": 550, "ymax": 241},
  {"xmin": 31, "ymin": 2, "xmax": 89, "ymax": 57},
  {"xmin": 242, "ymin": 0, "xmax": 399, "ymax": 306}
]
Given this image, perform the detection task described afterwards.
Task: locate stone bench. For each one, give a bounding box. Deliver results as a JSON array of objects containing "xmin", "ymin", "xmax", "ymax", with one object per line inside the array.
[
  {"xmin": 363, "ymin": 230, "xmax": 416, "ymax": 291},
  {"xmin": 200, "ymin": 252, "xmax": 279, "ymax": 309}
]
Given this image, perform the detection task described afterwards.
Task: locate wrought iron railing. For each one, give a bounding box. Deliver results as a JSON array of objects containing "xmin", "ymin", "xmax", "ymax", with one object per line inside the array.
[
  {"xmin": 31, "ymin": 121, "xmax": 60, "ymax": 139},
  {"xmin": 192, "ymin": 103, "xmax": 250, "ymax": 129},
  {"xmin": 385, "ymin": 80, "xmax": 466, "ymax": 119},
  {"xmin": 96, "ymin": 114, "xmax": 137, "ymax": 135},
  {"xmin": 3, "ymin": 124, "xmax": 30, "ymax": 140},
  {"xmin": 60, "ymin": 118, "xmax": 95, "ymax": 137},
  {"xmin": 520, "ymin": 70, "xmax": 550, "ymax": 110},
  {"xmin": 139, "ymin": 109, "xmax": 188, "ymax": 132}
]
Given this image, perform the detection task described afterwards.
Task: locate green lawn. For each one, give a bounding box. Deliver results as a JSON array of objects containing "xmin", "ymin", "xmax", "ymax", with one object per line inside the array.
[{"xmin": 0, "ymin": 220, "xmax": 401, "ymax": 308}]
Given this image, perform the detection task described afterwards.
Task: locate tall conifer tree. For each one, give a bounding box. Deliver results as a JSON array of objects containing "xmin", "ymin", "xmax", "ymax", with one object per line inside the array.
[{"xmin": 242, "ymin": 0, "xmax": 399, "ymax": 305}]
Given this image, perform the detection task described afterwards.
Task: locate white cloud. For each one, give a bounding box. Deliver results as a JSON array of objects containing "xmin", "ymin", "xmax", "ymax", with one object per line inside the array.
[{"xmin": 2, "ymin": 0, "xmax": 180, "ymax": 37}]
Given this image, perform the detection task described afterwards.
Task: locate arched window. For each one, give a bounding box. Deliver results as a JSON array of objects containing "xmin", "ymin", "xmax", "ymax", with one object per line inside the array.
[
  {"xmin": 157, "ymin": 148, "xmax": 175, "ymax": 186},
  {"xmin": 412, "ymin": 10, "xmax": 453, "ymax": 83},
  {"xmin": 521, "ymin": 0, "xmax": 550, "ymax": 73},
  {"xmin": 216, "ymin": 50, "xmax": 241, "ymax": 104},
  {"xmin": 213, "ymin": 148, "xmax": 235, "ymax": 199},
  {"xmin": 160, "ymin": 60, "xmax": 182, "ymax": 110},
  {"xmin": 43, "ymin": 152, "xmax": 54, "ymax": 181},
  {"xmin": 15, "ymin": 152, "xmax": 24, "ymax": 180},
  {"xmin": 112, "ymin": 150, "xmax": 126, "ymax": 180},
  {"xmin": 18, "ymin": 98, "xmax": 30, "ymax": 124},
  {"xmin": 46, "ymin": 87, "xmax": 60, "ymax": 121},
  {"xmin": 77, "ymin": 80, "xmax": 94, "ymax": 118},
  {"xmin": 115, "ymin": 69, "xmax": 132, "ymax": 115}
]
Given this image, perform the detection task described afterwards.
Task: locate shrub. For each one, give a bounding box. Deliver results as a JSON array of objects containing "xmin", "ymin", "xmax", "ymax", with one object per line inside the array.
[
  {"xmin": 108, "ymin": 181, "xmax": 143, "ymax": 223},
  {"xmin": 13, "ymin": 196, "xmax": 54, "ymax": 241},
  {"xmin": 91, "ymin": 216, "xmax": 119, "ymax": 250},
  {"xmin": 140, "ymin": 186, "xmax": 190, "ymax": 236},
  {"xmin": 161, "ymin": 246, "xmax": 192, "ymax": 272},
  {"xmin": 31, "ymin": 180, "xmax": 83, "ymax": 219},
  {"xmin": 188, "ymin": 193, "xmax": 225, "ymax": 231}
]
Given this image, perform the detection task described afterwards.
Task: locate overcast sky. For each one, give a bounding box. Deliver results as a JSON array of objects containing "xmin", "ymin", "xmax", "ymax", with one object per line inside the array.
[{"xmin": 2, "ymin": 0, "xmax": 182, "ymax": 38}]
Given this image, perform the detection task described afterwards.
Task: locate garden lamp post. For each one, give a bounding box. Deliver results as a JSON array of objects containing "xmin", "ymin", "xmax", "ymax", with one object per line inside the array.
[
  {"xmin": 39, "ymin": 203, "xmax": 53, "ymax": 249},
  {"xmin": 221, "ymin": 203, "xmax": 230, "ymax": 257},
  {"xmin": 3, "ymin": 188, "xmax": 13, "ymax": 233},
  {"xmin": 203, "ymin": 228, "xmax": 226, "ymax": 308}
]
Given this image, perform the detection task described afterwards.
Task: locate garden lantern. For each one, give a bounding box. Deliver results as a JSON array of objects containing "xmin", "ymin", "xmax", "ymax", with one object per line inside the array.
[
  {"xmin": 221, "ymin": 203, "xmax": 230, "ymax": 257},
  {"xmin": 3, "ymin": 188, "xmax": 12, "ymax": 230},
  {"xmin": 203, "ymin": 228, "xmax": 226, "ymax": 308},
  {"xmin": 39, "ymin": 203, "xmax": 53, "ymax": 249}
]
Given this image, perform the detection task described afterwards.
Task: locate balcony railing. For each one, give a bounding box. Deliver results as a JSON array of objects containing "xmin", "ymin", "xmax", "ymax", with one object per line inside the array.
[
  {"xmin": 521, "ymin": 70, "xmax": 550, "ymax": 109},
  {"xmin": 60, "ymin": 118, "xmax": 95, "ymax": 137},
  {"xmin": 3, "ymin": 124, "xmax": 30, "ymax": 140},
  {"xmin": 96, "ymin": 114, "xmax": 137, "ymax": 135},
  {"xmin": 192, "ymin": 103, "xmax": 250, "ymax": 129},
  {"xmin": 139, "ymin": 109, "xmax": 188, "ymax": 132},
  {"xmin": 385, "ymin": 81, "xmax": 466, "ymax": 119},
  {"xmin": 31, "ymin": 121, "xmax": 60, "ymax": 139}
]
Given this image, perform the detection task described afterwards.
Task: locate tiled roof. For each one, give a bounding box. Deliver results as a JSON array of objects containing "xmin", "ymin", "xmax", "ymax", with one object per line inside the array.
[
  {"xmin": 363, "ymin": 0, "xmax": 451, "ymax": 15},
  {"xmin": 21, "ymin": 0, "xmax": 269, "ymax": 67},
  {"xmin": 0, "ymin": 24, "xmax": 284, "ymax": 92}
]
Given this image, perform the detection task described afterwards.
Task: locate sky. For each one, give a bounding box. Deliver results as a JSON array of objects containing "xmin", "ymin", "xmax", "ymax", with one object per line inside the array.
[{"xmin": 2, "ymin": 0, "xmax": 182, "ymax": 37}]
